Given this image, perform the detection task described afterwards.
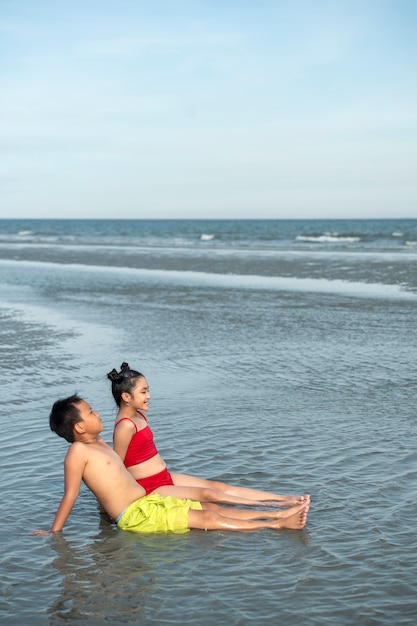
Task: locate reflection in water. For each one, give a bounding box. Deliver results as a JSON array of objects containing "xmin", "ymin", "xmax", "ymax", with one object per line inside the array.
[
  {"xmin": 48, "ymin": 518, "xmax": 154, "ymax": 623},
  {"xmin": 46, "ymin": 513, "xmax": 312, "ymax": 625},
  {"xmin": 47, "ymin": 515, "xmax": 209, "ymax": 624}
]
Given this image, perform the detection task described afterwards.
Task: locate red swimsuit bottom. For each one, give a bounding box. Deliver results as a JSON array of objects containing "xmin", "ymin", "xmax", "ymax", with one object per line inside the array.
[{"xmin": 137, "ymin": 468, "xmax": 175, "ymax": 495}]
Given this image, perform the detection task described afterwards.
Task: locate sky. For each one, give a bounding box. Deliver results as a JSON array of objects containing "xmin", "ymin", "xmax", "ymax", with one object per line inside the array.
[{"xmin": 1, "ymin": 0, "xmax": 417, "ymax": 220}]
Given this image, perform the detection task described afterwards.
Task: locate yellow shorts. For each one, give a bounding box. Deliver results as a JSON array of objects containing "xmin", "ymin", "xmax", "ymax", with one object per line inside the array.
[{"xmin": 116, "ymin": 494, "xmax": 203, "ymax": 534}]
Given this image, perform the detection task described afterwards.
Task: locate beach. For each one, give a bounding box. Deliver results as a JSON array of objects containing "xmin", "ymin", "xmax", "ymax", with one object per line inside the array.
[{"xmin": 0, "ymin": 218, "xmax": 416, "ymax": 625}]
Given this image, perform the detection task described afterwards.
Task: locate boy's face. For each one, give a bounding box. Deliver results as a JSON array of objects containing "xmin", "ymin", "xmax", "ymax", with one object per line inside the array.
[{"xmin": 76, "ymin": 400, "xmax": 103, "ymax": 435}]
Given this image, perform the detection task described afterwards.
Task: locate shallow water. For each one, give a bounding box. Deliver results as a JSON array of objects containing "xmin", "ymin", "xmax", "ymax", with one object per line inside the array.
[{"xmin": 1, "ymin": 219, "xmax": 416, "ymax": 625}]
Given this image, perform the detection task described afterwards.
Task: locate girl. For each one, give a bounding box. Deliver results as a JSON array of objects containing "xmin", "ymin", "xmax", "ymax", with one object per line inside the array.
[{"xmin": 108, "ymin": 362, "xmax": 309, "ymax": 508}]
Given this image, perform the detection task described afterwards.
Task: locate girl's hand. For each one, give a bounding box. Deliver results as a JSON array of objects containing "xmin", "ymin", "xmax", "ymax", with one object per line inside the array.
[{"xmin": 31, "ymin": 529, "xmax": 52, "ymax": 536}]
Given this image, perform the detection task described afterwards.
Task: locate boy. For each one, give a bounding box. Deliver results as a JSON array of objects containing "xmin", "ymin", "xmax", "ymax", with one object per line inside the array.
[{"xmin": 35, "ymin": 395, "xmax": 309, "ymax": 534}]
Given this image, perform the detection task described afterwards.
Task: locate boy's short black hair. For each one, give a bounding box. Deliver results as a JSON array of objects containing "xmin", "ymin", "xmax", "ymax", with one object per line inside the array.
[{"xmin": 50, "ymin": 394, "xmax": 84, "ymax": 443}]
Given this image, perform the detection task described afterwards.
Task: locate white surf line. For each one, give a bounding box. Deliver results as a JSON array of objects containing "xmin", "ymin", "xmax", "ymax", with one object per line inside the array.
[{"xmin": 0, "ymin": 259, "xmax": 415, "ymax": 300}]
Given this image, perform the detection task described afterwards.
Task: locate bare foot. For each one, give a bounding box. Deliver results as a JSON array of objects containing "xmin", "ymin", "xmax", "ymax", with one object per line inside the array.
[
  {"xmin": 273, "ymin": 502, "xmax": 309, "ymax": 519},
  {"xmin": 274, "ymin": 502, "xmax": 309, "ymax": 530},
  {"xmin": 267, "ymin": 494, "xmax": 310, "ymax": 507}
]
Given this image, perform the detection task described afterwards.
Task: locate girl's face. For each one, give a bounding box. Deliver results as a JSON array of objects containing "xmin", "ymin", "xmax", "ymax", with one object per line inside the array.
[{"xmin": 129, "ymin": 376, "xmax": 150, "ymax": 411}]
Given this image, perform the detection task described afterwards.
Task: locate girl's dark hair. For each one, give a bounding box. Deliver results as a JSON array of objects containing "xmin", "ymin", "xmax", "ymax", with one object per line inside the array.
[
  {"xmin": 49, "ymin": 394, "xmax": 84, "ymax": 443},
  {"xmin": 107, "ymin": 362, "xmax": 144, "ymax": 407}
]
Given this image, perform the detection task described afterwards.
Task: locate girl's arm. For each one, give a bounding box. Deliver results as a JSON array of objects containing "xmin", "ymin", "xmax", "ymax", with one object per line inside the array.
[{"xmin": 113, "ymin": 420, "xmax": 136, "ymax": 462}]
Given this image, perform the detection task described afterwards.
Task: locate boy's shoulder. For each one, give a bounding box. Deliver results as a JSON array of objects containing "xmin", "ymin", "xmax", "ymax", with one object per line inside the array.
[
  {"xmin": 65, "ymin": 437, "xmax": 107, "ymax": 457},
  {"xmin": 65, "ymin": 440, "xmax": 86, "ymax": 457},
  {"xmin": 64, "ymin": 440, "xmax": 93, "ymax": 464},
  {"xmin": 68, "ymin": 440, "xmax": 88, "ymax": 450},
  {"xmin": 64, "ymin": 439, "xmax": 107, "ymax": 470}
]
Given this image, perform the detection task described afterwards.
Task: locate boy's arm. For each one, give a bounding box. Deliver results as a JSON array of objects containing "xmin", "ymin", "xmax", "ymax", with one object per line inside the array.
[
  {"xmin": 33, "ymin": 444, "xmax": 86, "ymax": 535},
  {"xmin": 50, "ymin": 444, "xmax": 86, "ymax": 532}
]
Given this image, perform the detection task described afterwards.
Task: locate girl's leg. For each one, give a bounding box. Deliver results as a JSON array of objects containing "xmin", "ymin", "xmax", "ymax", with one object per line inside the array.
[
  {"xmin": 153, "ymin": 484, "xmax": 276, "ymax": 507},
  {"xmin": 171, "ymin": 473, "xmax": 309, "ymax": 506},
  {"xmin": 188, "ymin": 503, "xmax": 308, "ymax": 532}
]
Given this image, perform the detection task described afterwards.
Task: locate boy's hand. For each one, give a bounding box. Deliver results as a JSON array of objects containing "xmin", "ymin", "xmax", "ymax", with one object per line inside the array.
[{"xmin": 31, "ymin": 529, "xmax": 53, "ymax": 536}]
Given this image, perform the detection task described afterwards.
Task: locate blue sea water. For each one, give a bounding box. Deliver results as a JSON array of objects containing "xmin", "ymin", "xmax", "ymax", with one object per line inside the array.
[{"xmin": 0, "ymin": 219, "xmax": 416, "ymax": 625}]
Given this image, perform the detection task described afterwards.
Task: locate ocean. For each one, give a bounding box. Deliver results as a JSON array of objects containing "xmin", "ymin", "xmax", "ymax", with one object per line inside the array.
[{"xmin": 0, "ymin": 218, "xmax": 416, "ymax": 625}]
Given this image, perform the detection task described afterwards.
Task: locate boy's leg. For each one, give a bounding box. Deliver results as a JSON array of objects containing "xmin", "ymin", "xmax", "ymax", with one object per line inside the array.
[
  {"xmin": 171, "ymin": 473, "xmax": 310, "ymax": 506},
  {"xmin": 187, "ymin": 502, "xmax": 309, "ymax": 531},
  {"xmin": 201, "ymin": 502, "xmax": 308, "ymax": 520}
]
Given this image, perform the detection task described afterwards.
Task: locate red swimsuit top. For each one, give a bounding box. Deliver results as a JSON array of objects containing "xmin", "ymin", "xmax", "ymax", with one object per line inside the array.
[{"xmin": 114, "ymin": 411, "xmax": 158, "ymax": 468}]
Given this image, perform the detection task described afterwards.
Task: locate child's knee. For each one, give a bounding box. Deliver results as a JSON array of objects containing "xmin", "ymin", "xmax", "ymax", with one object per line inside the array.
[
  {"xmin": 209, "ymin": 480, "xmax": 228, "ymax": 493},
  {"xmin": 201, "ymin": 487, "xmax": 223, "ymax": 503},
  {"xmin": 189, "ymin": 507, "xmax": 218, "ymax": 530},
  {"xmin": 201, "ymin": 502, "xmax": 221, "ymax": 512}
]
